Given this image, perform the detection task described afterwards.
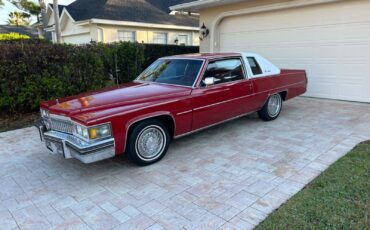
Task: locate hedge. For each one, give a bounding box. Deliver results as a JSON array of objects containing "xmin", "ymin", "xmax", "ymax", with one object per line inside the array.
[
  {"xmin": 0, "ymin": 32, "xmax": 30, "ymax": 40},
  {"xmin": 0, "ymin": 40, "xmax": 198, "ymax": 115}
]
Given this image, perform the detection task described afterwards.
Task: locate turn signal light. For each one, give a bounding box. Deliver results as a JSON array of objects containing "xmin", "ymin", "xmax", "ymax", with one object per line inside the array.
[{"xmin": 89, "ymin": 128, "xmax": 97, "ymax": 139}]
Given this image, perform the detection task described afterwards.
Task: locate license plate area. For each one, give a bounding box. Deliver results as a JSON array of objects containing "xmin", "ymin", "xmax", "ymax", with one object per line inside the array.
[{"xmin": 45, "ymin": 139, "xmax": 65, "ymax": 158}]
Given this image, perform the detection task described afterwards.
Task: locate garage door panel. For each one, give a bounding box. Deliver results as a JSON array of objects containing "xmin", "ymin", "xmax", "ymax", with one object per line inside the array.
[
  {"xmin": 63, "ymin": 33, "xmax": 91, "ymax": 44},
  {"xmin": 219, "ymin": 1, "xmax": 370, "ymax": 102}
]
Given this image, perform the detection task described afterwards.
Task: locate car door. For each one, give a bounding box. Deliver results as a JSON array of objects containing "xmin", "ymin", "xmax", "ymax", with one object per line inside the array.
[{"xmin": 191, "ymin": 57, "xmax": 255, "ymax": 130}]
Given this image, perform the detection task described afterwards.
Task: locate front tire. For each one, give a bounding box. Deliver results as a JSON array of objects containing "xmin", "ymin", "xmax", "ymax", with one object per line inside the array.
[
  {"xmin": 126, "ymin": 119, "xmax": 170, "ymax": 166},
  {"xmin": 258, "ymin": 93, "xmax": 283, "ymax": 121}
]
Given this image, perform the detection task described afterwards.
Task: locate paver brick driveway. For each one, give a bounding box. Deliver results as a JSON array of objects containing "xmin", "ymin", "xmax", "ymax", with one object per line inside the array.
[{"xmin": 1, "ymin": 97, "xmax": 369, "ymax": 230}]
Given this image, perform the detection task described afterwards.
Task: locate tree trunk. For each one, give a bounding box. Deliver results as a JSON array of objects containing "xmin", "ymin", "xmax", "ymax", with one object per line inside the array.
[
  {"xmin": 38, "ymin": 0, "xmax": 47, "ymax": 38},
  {"xmin": 53, "ymin": 0, "xmax": 62, "ymax": 43}
]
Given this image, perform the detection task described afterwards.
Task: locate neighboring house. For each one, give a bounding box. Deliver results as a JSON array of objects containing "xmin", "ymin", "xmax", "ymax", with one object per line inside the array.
[
  {"xmin": 171, "ymin": 0, "xmax": 370, "ymax": 103},
  {"xmin": 0, "ymin": 25, "xmax": 39, "ymax": 38},
  {"xmin": 45, "ymin": 0, "xmax": 200, "ymax": 46}
]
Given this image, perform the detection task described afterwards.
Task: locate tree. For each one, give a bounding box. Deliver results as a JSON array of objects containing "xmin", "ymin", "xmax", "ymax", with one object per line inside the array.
[
  {"xmin": 10, "ymin": 0, "xmax": 45, "ymax": 37},
  {"xmin": 34, "ymin": 0, "xmax": 47, "ymax": 38},
  {"xmin": 39, "ymin": 0, "xmax": 47, "ymax": 29},
  {"xmin": 53, "ymin": 0, "xmax": 62, "ymax": 43},
  {"xmin": 7, "ymin": 11, "xmax": 30, "ymax": 26},
  {"xmin": 0, "ymin": 0, "xmax": 4, "ymax": 7},
  {"xmin": 10, "ymin": 0, "xmax": 41, "ymax": 22}
]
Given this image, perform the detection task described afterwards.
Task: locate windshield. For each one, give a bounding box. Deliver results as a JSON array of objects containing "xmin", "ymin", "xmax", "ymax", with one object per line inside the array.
[{"xmin": 136, "ymin": 59, "xmax": 203, "ymax": 87}]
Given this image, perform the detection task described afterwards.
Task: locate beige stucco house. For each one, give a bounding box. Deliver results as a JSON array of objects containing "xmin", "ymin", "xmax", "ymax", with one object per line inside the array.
[
  {"xmin": 171, "ymin": 0, "xmax": 370, "ymax": 103},
  {"xmin": 46, "ymin": 0, "xmax": 200, "ymax": 46}
]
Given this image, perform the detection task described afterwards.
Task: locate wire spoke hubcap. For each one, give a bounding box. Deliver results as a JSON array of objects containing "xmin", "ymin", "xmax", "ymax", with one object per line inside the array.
[
  {"xmin": 267, "ymin": 94, "xmax": 281, "ymax": 117},
  {"xmin": 136, "ymin": 125, "xmax": 166, "ymax": 160}
]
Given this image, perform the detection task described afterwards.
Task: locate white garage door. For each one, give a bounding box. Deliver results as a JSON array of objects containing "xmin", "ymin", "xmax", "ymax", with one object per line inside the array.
[
  {"xmin": 63, "ymin": 33, "xmax": 91, "ymax": 44},
  {"xmin": 218, "ymin": 0, "xmax": 370, "ymax": 102}
]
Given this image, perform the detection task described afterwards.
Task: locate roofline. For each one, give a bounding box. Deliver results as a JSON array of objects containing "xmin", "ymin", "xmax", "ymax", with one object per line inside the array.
[
  {"xmin": 46, "ymin": 17, "xmax": 200, "ymax": 32},
  {"xmin": 87, "ymin": 19, "xmax": 199, "ymax": 31},
  {"xmin": 60, "ymin": 8, "xmax": 75, "ymax": 22},
  {"xmin": 170, "ymin": 0, "xmax": 246, "ymax": 12}
]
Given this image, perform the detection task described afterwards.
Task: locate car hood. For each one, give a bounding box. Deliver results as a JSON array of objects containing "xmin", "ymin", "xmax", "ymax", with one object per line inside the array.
[{"xmin": 42, "ymin": 82, "xmax": 191, "ymax": 116}]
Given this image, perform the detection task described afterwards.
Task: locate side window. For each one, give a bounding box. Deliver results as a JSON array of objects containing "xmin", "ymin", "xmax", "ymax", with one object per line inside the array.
[
  {"xmin": 202, "ymin": 58, "xmax": 244, "ymax": 86},
  {"xmin": 247, "ymin": 57, "xmax": 263, "ymax": 75}
]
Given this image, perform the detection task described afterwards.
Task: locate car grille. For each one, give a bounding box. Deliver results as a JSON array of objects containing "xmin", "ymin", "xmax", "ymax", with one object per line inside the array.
[{"xmin": 49, "ymin": 117, "xmax": 74, "ymax": 134}]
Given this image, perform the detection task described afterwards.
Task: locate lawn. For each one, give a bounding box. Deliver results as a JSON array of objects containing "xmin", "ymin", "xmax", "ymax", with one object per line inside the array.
[{"xmin": 256, "ymin": 141, "xmax": 370, "ymax": 230}]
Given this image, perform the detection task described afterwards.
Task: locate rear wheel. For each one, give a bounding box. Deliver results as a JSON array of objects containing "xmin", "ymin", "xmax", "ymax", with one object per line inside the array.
[
  {"xmin": 258, "ymin": 93, "xmax": 283, "ymax": 121},
  {"xmin": 126, "ymin": 119, "xmax": 170, "ymax": 166}
]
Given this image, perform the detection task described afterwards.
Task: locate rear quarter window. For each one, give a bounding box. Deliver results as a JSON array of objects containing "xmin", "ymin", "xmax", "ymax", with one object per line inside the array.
[{"xmin": 247, "ymin": 57, "xmax": 263, "ymax": 75}]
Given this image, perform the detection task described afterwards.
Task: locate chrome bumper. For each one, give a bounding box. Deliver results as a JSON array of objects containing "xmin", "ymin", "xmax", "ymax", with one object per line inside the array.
[{"xmin": 35, "ymin": 119, "xmax": 115, "ymax": 164}]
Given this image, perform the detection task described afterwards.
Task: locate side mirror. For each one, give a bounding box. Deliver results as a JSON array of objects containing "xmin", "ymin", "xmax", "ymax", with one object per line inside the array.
[{"xmin": 204, "ymin": 77, "xmax": 215, "ymax": 86}]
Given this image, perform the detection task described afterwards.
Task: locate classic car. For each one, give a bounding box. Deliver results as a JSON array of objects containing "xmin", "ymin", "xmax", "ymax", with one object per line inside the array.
[{"xmin": 35, "ymin": 52, "xmax": 307, "ymax": 165}]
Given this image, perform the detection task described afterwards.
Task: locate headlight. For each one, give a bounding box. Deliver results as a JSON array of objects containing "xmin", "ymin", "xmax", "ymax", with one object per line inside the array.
[
  {"xmin": 88, "ymin": 124, "xmax": 111, "ymax": 140},
  {"xmin": 75, "ymin": 124, "xmax": 89, "ymax": 139},
  {"xmin": 40, "ymin": 108, "xmax": 49, "ymax": 118},
  {"xmin": 74, "ymin": 123, "xmax": 111, "ymax": 141}
]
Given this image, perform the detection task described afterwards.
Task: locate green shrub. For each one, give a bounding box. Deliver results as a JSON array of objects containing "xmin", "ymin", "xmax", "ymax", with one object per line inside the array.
[
  {"xmin": 0, "ymin": 40, "xmax": 199, "ymax": 115},
  {"xmin": 0, "ymin": 32, "xmax": 30, "ymax": 40}
]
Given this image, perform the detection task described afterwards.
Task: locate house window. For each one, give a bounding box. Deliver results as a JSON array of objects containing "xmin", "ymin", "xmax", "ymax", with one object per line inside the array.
[
  {"xmin": 178, "ymin": 35, "xmax": 188, "ymax": 45},
  {"xmin": 118, "ymin": 30, "xmax": 136, "ymax": 42},
  {"xmin": 153, "ymin": 32, "xmax": 167, "ymax": 44}
]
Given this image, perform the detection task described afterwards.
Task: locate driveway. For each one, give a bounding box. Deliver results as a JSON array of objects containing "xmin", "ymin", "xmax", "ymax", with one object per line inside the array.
[{"xmin": 1, "ymin": 97, "xmax": 369, "ymax": 230}]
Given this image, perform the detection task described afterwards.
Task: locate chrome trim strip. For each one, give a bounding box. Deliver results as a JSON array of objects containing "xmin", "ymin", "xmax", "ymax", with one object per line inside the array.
[
  {"xmin": 123, "ymin": 112, "xmax": 177, "ymax": 152},
  {"xmin": 175, "ymin": 80, "xmax": 305, "ymax": 139},
  {"xmin": 134, "ymin": 80, "xmax": 194, "ymax": 89},
  {"xmin": 192, "ymin": 81, "xmax": 305, "ymax": 111},
  {"xmin": 194, "ymin": 94, "xmax": 252, "ymax": 111},
  {"xmin": 49, "ymin": 114, "xmax": 71, "ymax": 121},
  {"xmin": 44, "ymin": 131, "xmax": 114, "ymax": 151},
  {"xmin": 192, "ymin": 59, "xmax": 206, "ymax": 88},
  {"xmin": 43, "ymin": 130, "xmax": 116, "ymax": 163},
  {"xmin": 174, "ymin": 111, "xmax": 254, "ymax": 139},
  {"xmin": 48, "ymin": 114, "xmax": 113, "ymax": 143},
  {"xmin": 194, "ymin": 56, "xmax": 247, "ymax": 88},
  {"xmin": 176, "ymin": 110, "xmax": 192, "ymax": 116},
  {"xmin": 159, "ymin": 57, "xmax": 205, "ymax": 61},
  {"xmin": 199, "ymin": 78, "xmax": 249, "ymax": 89}
]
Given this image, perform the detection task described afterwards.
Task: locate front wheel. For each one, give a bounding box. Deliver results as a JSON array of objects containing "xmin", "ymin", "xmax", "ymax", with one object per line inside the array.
[
  {"xmin": 258, "ymin": 93, "xmax": 283, "ymax": 121},
  {"xmin": 126, "ymin": 119, "xmax": 170, "ymax": 166}
]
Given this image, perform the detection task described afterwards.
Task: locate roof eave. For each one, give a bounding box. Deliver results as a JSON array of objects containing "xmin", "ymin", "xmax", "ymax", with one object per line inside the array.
[
  {"xmin": 170, "ymin": 0, "xmax": 247, "ymax": 13},
  {"xmin": 89, "ymin": 18, "xmax": 199, "ymax": 31}
]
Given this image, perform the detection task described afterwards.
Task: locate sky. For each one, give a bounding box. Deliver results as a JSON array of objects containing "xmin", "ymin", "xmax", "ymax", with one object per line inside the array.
[{"xmin": 0, "ymin": 0, "xmax": 75, "ymax": 25}]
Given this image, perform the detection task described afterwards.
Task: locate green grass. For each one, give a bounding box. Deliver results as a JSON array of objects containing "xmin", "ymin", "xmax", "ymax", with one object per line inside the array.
[{"xmin": 256, "ymin": 141, "xmax": 370, "ymax": 230}]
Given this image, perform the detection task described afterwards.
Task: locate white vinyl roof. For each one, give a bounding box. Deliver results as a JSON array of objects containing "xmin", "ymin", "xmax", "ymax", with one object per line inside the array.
[{"xmin": 170, "ymin": 0, "xmax": 247, "ymax": 13}]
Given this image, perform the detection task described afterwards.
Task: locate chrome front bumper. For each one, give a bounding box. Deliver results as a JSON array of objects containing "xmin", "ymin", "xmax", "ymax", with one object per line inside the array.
[{"xmin": 35, "ymin": 119, "xmax": 115, "ymax": 164}]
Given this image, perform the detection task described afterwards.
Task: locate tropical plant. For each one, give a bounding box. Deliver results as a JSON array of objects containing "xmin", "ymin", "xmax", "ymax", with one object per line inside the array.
[
  {"xmin": 7, "ymin": 11, "xmax": 30, "ymax": 26},
  {"xmin": 10, "ymin": 0, "xmax": 41, "ymax": 22}
]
